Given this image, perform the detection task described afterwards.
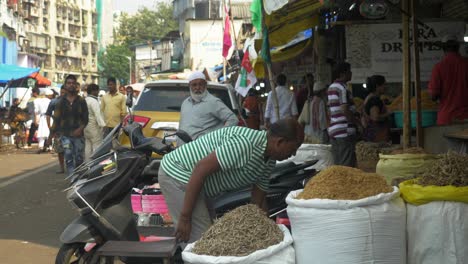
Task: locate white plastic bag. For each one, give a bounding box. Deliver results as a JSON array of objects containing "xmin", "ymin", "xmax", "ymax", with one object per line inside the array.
[
  {"xmin": 279, "ymin": 144, "xmax": 333, "ymax": 171},
  {"xmin": 182, "ymin": 225, "xmax": 295, "ymax": 264},
  {"xmin": 407, "ymin": 201, "xmax": 468, "ymax": 264},
  {"xmin": 286, "ymin": 187, "xmax": 406, "ymax": 264}
]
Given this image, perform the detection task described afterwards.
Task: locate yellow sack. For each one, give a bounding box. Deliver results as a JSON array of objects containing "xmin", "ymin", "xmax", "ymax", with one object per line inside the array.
[
  {"xmin": 399, "ymin": 179, "xmax": 468, "ymax": 205},
  {"xmin": 376, "ymin": 153, "xmax": 438, "ymax": 184}
]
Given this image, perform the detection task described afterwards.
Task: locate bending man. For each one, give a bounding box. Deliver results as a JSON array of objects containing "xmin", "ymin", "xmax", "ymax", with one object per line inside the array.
[{"xmin": 158, "ymin": 118, "xmax": 303, "ymax": 243}]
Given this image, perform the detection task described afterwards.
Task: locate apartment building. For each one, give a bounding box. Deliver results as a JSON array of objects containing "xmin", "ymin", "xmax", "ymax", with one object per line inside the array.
[{"xmin": 6, "ymin": 0, "xmax": 112, "ymax": 85}]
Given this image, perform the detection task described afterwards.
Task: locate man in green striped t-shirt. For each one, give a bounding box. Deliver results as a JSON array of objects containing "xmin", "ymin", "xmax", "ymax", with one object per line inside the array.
[{"xmin": 159, "ymin": 118, "xmax": 303, "ymax": 243}]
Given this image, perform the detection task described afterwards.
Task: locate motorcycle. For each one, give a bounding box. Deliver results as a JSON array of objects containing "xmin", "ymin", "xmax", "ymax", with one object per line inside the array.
[{"xmin": 56, "ymin": 95, "xmax": 317, "ymax": 263}]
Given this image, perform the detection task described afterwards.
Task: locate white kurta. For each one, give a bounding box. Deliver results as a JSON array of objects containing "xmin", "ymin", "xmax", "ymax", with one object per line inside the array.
[{"xmin": 34, "ymin": 97, "xmax": 51, "ymax": 139}]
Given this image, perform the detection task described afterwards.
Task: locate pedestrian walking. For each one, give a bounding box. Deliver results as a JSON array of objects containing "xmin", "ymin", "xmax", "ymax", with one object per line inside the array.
[
  {"xmin": 35, "ymin": 89, "xmax": 54, "ymax": 153},
  {"xmin": 51, "ymin": 75, "xmax": 89, "ymax": 176},
  {"xmin": 264, "ymin": 74, "xmax": 299, "ymax": 128},
  {"xmin": 46, "ymin": 87, "xmax": 66, "ymax": 173},
  {"xmin": 84, "ymin": 84, "xmax": 106, "ymax": 161},
  {"xmin": 26, "ymin": 87, "xmax": 40, "ymax": 148},
  {"xmin": 101, "ymin": 77, "xmax": 126, "ymax": 137}
]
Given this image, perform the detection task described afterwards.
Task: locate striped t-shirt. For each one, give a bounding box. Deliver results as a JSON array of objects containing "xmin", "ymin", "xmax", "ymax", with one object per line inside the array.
[
  {"xmin": 327, "ymin": 82, "xmax": 356, "ymax": 138},
  {"xmin": 160, "ymin": 126, "xmax": 275, "ymax": 197}
]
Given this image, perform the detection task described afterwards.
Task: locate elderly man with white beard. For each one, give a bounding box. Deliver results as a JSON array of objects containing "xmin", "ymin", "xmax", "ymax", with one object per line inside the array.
[{"xmin": 179, "ymin": 71, "xmax": 238, "ymax": 141}]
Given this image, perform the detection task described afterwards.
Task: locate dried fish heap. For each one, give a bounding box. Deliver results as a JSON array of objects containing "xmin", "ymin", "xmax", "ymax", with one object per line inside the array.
[
  {"xmin": 417, "ymin": 151, "xmax": 468, "ymax": 187},
  {"xmin": 399, "ymin": 152, "xmax": 468, "ymax": 264},
  {"xmin": 192, "ymin": 204, "xmax": 283, "ymax": 257},
  {"xmin": 286, "ymin": 166, "xmax": 405, "ymax": 264},
  {"xmin": 298, "ymin": 165, "xmax": 393, "ymax": 200}
]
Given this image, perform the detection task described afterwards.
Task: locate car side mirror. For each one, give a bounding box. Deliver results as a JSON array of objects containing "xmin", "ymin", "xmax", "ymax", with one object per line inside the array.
[
  {"xmin": 126, "ymin": 92, "xmax": 133, "ymax": 108},
  {"xmin": 176, "ymin": 130, "xmax": 192, "ymax": 143}
]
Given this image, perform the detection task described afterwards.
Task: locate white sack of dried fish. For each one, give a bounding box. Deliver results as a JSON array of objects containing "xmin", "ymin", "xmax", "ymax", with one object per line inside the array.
[
  {"xmin": 406, "ymin": 202, "xmax": 468, "ymax": 264},
  {"xmin": 286, "ymin": 187, "xmax": 406, "ymax": 264},
  {"xmin": 182, "ymin": 225, "xmax": 294, "ymax": 264}
]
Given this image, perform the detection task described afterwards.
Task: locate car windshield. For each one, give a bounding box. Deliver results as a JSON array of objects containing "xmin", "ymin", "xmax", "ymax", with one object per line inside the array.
[{"xmin": 134, "ymin": 85, "xmax": 233, "ymax": 112}]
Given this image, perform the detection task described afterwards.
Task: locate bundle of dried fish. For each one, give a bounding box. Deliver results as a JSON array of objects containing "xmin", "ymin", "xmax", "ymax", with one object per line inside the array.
[
  {"xmin": 390, "ymin": 147, "xmax": 426, "ymax": 155},
  {"xmin": 298, "ymin": 165, "xmax": 393, "ymax": 200},
  {"xmin": 192, "ymin": 204, "xmax": 283, "ymax": 257},
  {"xmin": 356, "ymin": 141, "xmax": 393, "ymax": 161},
  {"xmin": 418, "ymin": 152, "xmax": 468, "ymax": 187}
]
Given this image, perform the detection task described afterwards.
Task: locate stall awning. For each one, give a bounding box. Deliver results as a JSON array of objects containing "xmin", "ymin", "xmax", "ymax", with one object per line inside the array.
[
  {"xmin": 30, "ymin": 72, "xmax": 51, "ymax": 86},
  {"xmin": 0, "ymin": 64, "xmax": 40, "ymax": 84},
  {"xmin": 251, "ymin": 0, "xmax": 322, "ymax": 77},
  {"xmin": 265, "ymin": 0, "xmax": 322, "ymax": 48}
]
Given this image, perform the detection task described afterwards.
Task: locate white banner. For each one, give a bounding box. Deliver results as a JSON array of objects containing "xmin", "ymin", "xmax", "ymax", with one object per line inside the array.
[{"xmin": 346, "ymin": 22, "xmax": 466, "ymax": 83}]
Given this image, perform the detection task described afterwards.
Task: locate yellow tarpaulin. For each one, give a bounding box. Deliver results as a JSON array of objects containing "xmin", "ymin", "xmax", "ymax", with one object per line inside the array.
[
  {"xmin": 265, "ymin": 0, "xmax": 322, "ymax": 47},
  {"xmin": 253, "ymin": 0, "xmax": 322, "ymax": 77}
]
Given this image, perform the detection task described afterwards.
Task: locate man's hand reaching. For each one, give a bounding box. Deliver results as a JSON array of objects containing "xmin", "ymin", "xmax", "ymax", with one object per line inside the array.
[{"xmin": 175, "ymin": 215, "xmax": 192, "ymax": 243}]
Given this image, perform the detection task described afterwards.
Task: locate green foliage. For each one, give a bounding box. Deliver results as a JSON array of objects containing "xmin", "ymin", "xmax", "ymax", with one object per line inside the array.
[
  {"xmin": 98, "ymin": 44, "xmax": 132, "ymax": 84},
  {"xmin": 116, "ymin": 2, "xmax": 178, "ymax": 46}
]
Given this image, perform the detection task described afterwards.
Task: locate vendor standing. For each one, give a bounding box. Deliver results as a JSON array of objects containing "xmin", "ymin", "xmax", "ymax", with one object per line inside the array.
[
  {"xmin": 158, "ymin": 118, "xmax": 303, "ymax": 243},
  {"xmin": 428, "ymin": 35, "xmax": 468, "ymax": 125},
  {"xmin": 361, "ymin": 75, "xmax": 392, "ymax": 142}
]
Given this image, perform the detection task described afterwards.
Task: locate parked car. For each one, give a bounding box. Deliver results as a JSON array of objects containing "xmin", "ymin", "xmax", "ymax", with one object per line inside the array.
[{"xmin": 118, "ymin": 80, "xmax": 240, "ymax": 158}]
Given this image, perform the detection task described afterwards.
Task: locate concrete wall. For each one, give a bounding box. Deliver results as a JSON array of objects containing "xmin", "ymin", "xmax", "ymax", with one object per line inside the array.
[{"xmin": 423, "ymin": 123, "xmax": 468, "ymax": 154}]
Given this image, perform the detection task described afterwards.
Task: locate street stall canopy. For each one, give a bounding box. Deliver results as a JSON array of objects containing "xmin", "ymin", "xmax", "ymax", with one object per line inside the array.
[
  {"xmin": 0, "ymin": 64, "xmax": 39, "ymax": 84},
  {"xmin": 29, "ymin": 72, "xmax": 51, "ymax": 87},
  {"xmin": 252, "ymin": 0, "xmax": 322, "ymax": 76}
]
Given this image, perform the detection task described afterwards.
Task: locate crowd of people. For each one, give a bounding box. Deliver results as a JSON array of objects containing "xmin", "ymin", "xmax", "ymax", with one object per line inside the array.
[{"xmin": 5, "ymin": 75, "xmax": 135, "ymax": 175}]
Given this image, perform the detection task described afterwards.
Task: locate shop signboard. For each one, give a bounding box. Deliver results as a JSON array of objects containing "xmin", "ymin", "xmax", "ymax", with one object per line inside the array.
[{"xmin": 346, "ymin": 21, "xmax": 466, "ymax": 83}]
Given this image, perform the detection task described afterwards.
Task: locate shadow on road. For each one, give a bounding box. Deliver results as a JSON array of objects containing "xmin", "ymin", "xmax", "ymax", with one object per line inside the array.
[{"xmin": 0, "ymin": 163, "xmax": 76, "ymax": 248}]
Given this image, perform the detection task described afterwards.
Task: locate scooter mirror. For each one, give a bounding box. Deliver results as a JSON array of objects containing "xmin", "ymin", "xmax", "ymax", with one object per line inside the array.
[
  {"xmin": 176, "ymin": 130, "xmax": 192, "ymax": 143},
  {"xmin": 126, "ymin": 92, "xmax": 133, "ymax": 108}
]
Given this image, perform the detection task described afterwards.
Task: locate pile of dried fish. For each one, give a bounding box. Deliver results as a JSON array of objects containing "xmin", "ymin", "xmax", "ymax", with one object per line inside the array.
[
  {"xmin": 356, "ymin": 141, "xmax": 393, "ymax": 161},
  {"xmin": 390, "ymin": 147, "xmax": 426, "ymax": 155},
  {"xmin": 192, "ymin": 204, "xmax": 283, "ymax": 257},
  {"xmin": 418, "ymin": 152, "xmax": 468, "ymax": 187},
  {"xmin": 297, "ymin": 165, "xmax": 393, "ymax": 200}
]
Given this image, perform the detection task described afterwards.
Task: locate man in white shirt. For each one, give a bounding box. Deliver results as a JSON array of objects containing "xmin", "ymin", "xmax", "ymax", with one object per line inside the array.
[
  {"xmin": 84, "ymin": 84, "xmax": 106, "ymax": 161},
  {"xmin": 264, "ymin": 74, "xmax": 298, "ymax": 128}
]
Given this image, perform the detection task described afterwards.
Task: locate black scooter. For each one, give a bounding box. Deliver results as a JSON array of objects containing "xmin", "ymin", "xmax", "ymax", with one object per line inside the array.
[{"xmin": 56, "ymin": 96, "xmax": 317, "ymax": 264}]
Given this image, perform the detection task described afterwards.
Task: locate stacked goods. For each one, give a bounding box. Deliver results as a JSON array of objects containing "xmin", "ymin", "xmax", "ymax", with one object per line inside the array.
[
  {"xmin": 356, "ymin": 142, "xmax": 397, "ymax": 172},
  {"xmin": 399, "ymin": 152, "xmax": 468, "ymax": 264},
  {"xmin": 297, "ymin": 166, "xmax": 393, "ymax": 200},
  {"xmin": 390, "ymin": 147, "xmax": 426, "ymax": 155},
  {"xmin": 287, "ymin": 166, "xmax": 406, "ymax": 264},
  {"xmin": 387, "ymin": 91, "xmax": 438, "ymax": 111},
  {"xmin": 183, "ymin": 204, "xmax": 295, "ymax": 264},
  {"xmin": 376, "ymin": 148, "xmax": 438, "ymax": 184}
]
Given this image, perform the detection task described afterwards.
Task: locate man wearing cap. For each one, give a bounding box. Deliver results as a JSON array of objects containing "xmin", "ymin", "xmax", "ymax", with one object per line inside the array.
[
  {"xmin": 179, "ymin": 71, "xmax": 238, "ymax": 141},
  {"xmin": 298, "ymin": 81, "xmax": 329, "ymax": 144},
  {"xmin": 428, "ymin": 35, "xmax": 468, "ymax": 125}
]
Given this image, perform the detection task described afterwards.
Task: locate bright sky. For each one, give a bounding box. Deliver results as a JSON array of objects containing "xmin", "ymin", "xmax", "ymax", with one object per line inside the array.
[{"xmin": 113, "ymin": 0, "xmax": 169, "ymax": 14}]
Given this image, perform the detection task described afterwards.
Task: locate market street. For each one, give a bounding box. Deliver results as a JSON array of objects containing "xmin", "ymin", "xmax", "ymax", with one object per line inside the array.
[{"xmin": 0, "ymin": 149, "xmax": 75, "ymax": 264}]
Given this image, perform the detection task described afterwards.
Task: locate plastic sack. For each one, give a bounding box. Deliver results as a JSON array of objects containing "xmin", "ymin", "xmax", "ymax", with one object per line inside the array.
[
  {"xmin": 286, "ymin": 187, "xmax": 406, "ymax": 264},
  {"xmin": 407, "ymin": 202, "xmax": 468, "ymax": 264},
  {"xmin": 376, "ymin": 153, "xmax": 438, "ymax": 184},
  {"xmin": 399, "ymin": 179, "xmax": 468, "ymax": 205},
  {"xmin": 182, "ymin": 224, "xmax": 295, "ymax": 264},
  {"xmin": 279, "ymin": 144, "xmax": 333, "ymax": 171}
]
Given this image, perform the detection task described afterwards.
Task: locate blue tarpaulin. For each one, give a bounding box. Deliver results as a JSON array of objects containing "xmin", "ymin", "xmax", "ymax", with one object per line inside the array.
[{"xmin": 0, "ymin": 64, "xmax": 39, "ymax": 84}]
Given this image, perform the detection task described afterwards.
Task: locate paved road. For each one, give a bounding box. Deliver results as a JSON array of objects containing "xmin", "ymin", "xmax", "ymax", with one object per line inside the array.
[{"xmin": 0, "ymin": 150, "xmax": 76, "ymax": 264}]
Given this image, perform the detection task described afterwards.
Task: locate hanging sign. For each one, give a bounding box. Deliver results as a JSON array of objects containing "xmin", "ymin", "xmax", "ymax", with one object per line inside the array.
[{"xmin": 345, "ymin": 21, "xmax": 466, "ymax": 83}]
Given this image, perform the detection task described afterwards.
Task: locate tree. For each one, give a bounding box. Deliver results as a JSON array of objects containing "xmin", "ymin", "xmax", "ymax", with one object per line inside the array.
[
  {"xmin": 116, "ymin": 2, "xmax": 178, "ymax": 47},
  {"xmin": 98, "ymin": 44, "xmax": 132, "ymax": 85}
]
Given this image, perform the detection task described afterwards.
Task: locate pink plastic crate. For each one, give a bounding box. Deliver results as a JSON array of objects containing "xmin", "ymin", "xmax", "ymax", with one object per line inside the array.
[
  {"xmin": 141, "ymin": 194, "xmax": 169, "ymax": 213},
  {"xmin": 131, "ymin": 194, "xmax": 143, "ymax": 213}
]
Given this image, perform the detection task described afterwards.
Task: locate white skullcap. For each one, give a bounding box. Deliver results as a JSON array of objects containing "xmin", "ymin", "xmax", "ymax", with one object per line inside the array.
[
  {"xmin": 313, "ymin": 81, "xmax": 327, "ymax": 92},
  {"xmin": 44, "ymin": 88, "xmax": 54, "ymax": 95},
  {"xmin": 188, "ymin": 71, "xmax": 206, "ymax": 82}
]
